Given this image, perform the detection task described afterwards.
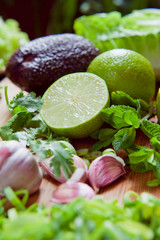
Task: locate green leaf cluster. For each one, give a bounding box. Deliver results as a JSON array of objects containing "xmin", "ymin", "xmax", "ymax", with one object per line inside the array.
[
  {"xmin": 91, "ymin": 91, "xmax": 160, "ymax": 186},
  {"xmin": 91, "ymin": 91, "xmax": 147, "ymax": 151}
]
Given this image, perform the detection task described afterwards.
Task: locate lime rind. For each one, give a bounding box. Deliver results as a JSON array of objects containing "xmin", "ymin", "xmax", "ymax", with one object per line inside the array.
[{"xmin": 40, "ymin": 73, "xmax": 110, "ymax": 138}]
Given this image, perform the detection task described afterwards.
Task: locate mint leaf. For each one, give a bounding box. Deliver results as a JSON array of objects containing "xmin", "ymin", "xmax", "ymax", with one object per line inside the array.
[
  {"xmin": 91, "ymin": 138, "xmax": 113, "ymax": 152},
  {"xmin": 141, "ymin": 119, "xmax": 160, "ymax": 140},
  {"xmin": 111, "ymin": 91, "xmax": 141, "ymax": 110},
  {"xmin": 0, "ymin": 111, "xmax": 31, "ymax": 140},
  {"xmin": 99, "ymin": 128, "xmax": 118, "ymax": 141},
  {"xmin": 111, "ymin": 91, "xmax": 149, "ymax": 117},
  {"xmin": 90, "ymin": 128, "xmax": 117, "ymax": 151},
  {"xmin": 123, "ymin": 110, "xmax": 140, "ymax": 128},
  {"xmin": 101, "ymin": 105, "xmax": 139, "ymax": 129},
  {"xmin": 112, "ymin": 127, "xmax": 136, "ymax": 151},
  {"xmin": 29, "ymin": 139, "xmax": 74, "ymax": 179},
  {"xmin": 128, "ymin": 147, "xmax": 160, "ymax": 180},
  {"xmin": 150, "ymin": 137, "xmax": 160, "ymax": 150},
  {"xmin": 9, "ymin": 91, "xmax": 43, "ymax": 114}
]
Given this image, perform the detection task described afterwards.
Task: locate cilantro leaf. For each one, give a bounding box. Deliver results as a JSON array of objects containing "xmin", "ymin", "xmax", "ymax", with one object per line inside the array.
[
  {"xmin": 101, "ymin": 105, "xmax": 140, "ymax": 129},
  {"xmin": 0, "ymin": 111, "xmax": 31, "ymax": 140},
  {"xmin": 8, "ymin": 91, "xmax": 43, "ymax": 114},
  {"xmin": 112, "ymin": 127, "xmax": 136, "ymax": 151},
  {"xmin": 29, "ymin": 139, "xmax": 74, "ymax": 179},
  {"xmin": 141, "ymin": 119, "xmax": 160, "ymax": 140}
]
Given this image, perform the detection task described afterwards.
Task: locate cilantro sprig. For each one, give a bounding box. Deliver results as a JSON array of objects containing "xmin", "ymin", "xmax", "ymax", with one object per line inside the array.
[{"xmin": 0, "ymin": 89, "xmax": 75, "ymax": 179}]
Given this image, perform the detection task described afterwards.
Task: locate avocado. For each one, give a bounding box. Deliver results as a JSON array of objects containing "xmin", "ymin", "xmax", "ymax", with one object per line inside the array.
[{"xmin": 6, "ymin": 33, "xmax": 100, "ymax": 95}]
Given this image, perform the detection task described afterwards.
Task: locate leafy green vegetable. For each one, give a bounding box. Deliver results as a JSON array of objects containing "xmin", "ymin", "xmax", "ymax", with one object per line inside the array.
[
  {"xmin": 74, "ymin": 9, "xmax": 160, "ymax": 80},
  {"xmin": 0, "ymin": 17, "xmax": 29, "ymax": 71},
  {"xmin": 1, "ymin": 187, "xmax": 160, "ymax": 239}
]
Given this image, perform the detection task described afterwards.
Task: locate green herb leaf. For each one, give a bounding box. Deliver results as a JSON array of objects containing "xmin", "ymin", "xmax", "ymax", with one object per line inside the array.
[
  {"xmin": 0, "ymin": 111, "xmax": 31, "ymax": 140},
  {"xmin": 8, "ymin": 91, "xmax": 43, "ymax": 114},
  {"xmin": 141, "ymin": 119, "xmax": 160, "ymax": 140},
  {"xmin": 29, "ymin": 139, "xmax": 74, "ymax": 179},
  {"xmin": 112, "ymin": 127, "xmax": 136, "ymax": 151},
  {"xmin": 111, "ymin": 91, "xmax": 150, "ymax": 117},
  {"xmin": 91, "ymin": 138, "xmax": 113, "ymax": 152},
  {"xmin": 101, "ymin": 105, "xmax": 139, "ymax": 129}
]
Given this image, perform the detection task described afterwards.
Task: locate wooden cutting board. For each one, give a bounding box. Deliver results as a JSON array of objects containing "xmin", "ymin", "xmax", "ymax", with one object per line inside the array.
[{"xmin": 0, "ymin": 77, "xmax": 160, "ymax": 206}]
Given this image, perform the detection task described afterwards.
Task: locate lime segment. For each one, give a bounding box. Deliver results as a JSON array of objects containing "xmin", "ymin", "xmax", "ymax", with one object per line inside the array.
[{"xmin": 40, "ymin": 73, "xmax": 110, "ymax": 138}]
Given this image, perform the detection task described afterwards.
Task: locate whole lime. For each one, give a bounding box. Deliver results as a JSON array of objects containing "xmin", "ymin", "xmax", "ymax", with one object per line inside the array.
[
  {"xmin": 40, "ymin": 72, "xmax": 110, "ymax": 139},
  {"xmin": 87, "ymin": 49, "xmax": 155, "ymax": 103}
]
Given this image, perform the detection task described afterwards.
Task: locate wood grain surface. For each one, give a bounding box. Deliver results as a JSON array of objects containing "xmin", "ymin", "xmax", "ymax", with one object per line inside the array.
[{"xmin": 0, "ymin": 78, "xmax": 160, "ymax": 206}]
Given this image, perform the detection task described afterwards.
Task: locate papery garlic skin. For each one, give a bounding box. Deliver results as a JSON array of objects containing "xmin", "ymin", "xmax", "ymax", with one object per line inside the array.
[
  {"xmin": 88, "ymin": 154, "xmax": 126, "ymax": 193},
  {"xmin": 39, "ymin": 154, "xmax": 88, "ymax": 183},
  {"xmin": 0, "ymin": 140, "xmax": 42, "ymax": 196},
  {"xmin": 51, "ymin": 182, "xmax": 95, "ymax": 204}
]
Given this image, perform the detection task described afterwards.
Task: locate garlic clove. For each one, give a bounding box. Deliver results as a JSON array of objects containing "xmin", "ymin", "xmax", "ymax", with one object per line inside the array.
[
  {"xmin": 51, "ymin": 182, "xmax": 95, "ymax": 204},
  {"xmin": 0, "ymin": 140, "xmax": 42, "ymax": 196},
  {"xmin": 39, "ymin": 154, "xmax": 88, "ymax": 183},
  {"xmin": 88, "ymin": 154, "xmax": 126, "ymax": 193}
]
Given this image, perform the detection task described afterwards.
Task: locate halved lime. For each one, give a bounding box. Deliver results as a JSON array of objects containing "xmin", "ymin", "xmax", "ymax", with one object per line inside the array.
[{"xmin": 40, "ymin": 72, "xmax": 110, "ymax": 138}]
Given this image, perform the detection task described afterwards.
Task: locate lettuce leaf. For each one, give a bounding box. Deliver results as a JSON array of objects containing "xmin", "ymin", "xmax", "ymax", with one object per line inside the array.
[{"xmin": 74, "ymin": 8, "xmax": 160, "ymax": 80}]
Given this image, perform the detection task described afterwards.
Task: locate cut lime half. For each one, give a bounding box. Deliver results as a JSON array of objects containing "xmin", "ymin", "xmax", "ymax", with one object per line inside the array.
[{"xmin": 40, "ymin": 72, "xmax": 110, "ymax": 138}]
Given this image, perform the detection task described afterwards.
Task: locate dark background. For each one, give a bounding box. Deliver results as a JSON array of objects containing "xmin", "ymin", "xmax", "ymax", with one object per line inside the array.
[{"xmin": 0, "ymin": 0, "xmax": 160, "ymax": 40}]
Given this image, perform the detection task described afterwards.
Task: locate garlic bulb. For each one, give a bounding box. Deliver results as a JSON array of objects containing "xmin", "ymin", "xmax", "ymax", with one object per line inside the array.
[
  {"xmin": 0, "ymin": 140, "xmax": 42, "ymax": 196},
  {"xmin": 39, "ymin": 154, "xmax": 88, "ymax": 183},
  {"xmin": 88, "ymin": 153, "xmax": 126, "ymax": 193},
  {"xmin": 51, "ymin": 182, "xmax": 95, "ymax": 204}
]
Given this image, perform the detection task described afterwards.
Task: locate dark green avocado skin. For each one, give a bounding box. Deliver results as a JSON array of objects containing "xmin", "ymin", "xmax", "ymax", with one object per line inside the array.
[{"xmin": 6, "ymin": 33, "xmax": 100, "ymax": 95}]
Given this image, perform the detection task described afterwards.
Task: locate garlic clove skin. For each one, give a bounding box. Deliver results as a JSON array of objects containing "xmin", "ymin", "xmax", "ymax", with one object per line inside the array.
[
  {"xmin": 39, "ymin": 154, "xmax": 88, "ymax": 183},
  {"xmin": 51, "ymin": 182, "xmax": 95, "ymax": 204},
  {"xmin": 88, "ymin": 154, "xmax": 126, "ymax": 193},
  {"xmin": 0, "ymin": 140, "xmax": 42, "ymax": 196}
]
